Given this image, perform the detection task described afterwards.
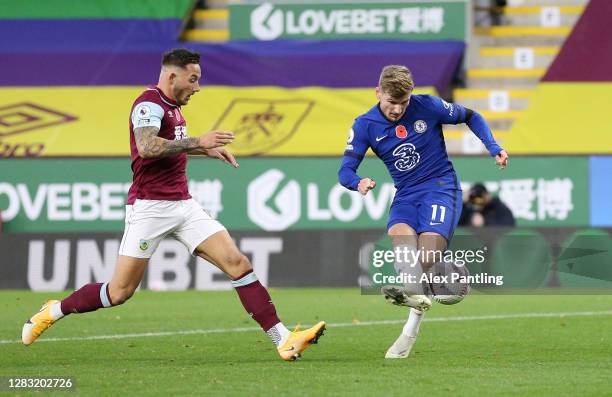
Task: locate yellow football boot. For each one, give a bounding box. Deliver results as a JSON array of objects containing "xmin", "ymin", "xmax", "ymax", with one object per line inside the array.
[
  {"xmin": 277, "ymin": 321, "xmax": 326, "ymax": 361},
  {"xmin": 22, "ymin": 300, "xmax": 59, "ymax": 346}
]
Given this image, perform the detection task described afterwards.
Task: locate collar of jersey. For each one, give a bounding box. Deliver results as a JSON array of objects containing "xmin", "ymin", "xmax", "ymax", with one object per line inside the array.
[
  {"xmin": 375, "ymin": 103, "xmax": 403, "ymax": 125},
  {"xmin": 148, "ymin": 85, "xmax": 179, "ymax": 107}
]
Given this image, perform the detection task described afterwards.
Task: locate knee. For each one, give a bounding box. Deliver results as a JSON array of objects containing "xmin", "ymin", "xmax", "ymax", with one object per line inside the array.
[
  {"xmin": 108, "ymin": 285, "xmax": 135, "ymax": 306},
  {"xmin": 419, "ymin": 249, "xmax": 443, "ymax": 269},
  {"xmin": 225, "ymin": 253, "xmax": 252, "ymax": 279},
  {"xmin": 420, "ymin": 257, "xmax": 436, "ymax": 270}
]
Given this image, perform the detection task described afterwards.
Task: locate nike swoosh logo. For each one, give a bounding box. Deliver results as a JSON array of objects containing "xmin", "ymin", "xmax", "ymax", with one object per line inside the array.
[
  {"xmin": 429, "ymin": 222, "xmax": 443, "ymax": 226},
  {"xmin": 376, "ymin": 135, "xmax": 387, "ymax": 142},
  {"xmin": 282, "ymin": 346, "xmax": 296, "ymax": 352}
]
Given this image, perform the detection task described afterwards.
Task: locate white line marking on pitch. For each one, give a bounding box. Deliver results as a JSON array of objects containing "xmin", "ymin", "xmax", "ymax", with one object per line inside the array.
[{"xmin": 4, "ymin": 310, "xmax": 612, "ymax": 345}]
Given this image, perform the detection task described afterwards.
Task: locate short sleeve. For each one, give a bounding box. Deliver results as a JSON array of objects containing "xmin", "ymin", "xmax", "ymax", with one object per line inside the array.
[{"xmin": 131, "ymin": 101, "xmax": 164, "ymax": 129}]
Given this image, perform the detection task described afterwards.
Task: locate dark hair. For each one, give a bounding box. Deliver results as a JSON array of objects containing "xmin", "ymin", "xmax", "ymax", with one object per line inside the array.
[
  {"xmin": 162, "ymin": 48, "xmax": 200, "ymax": 68},
  {"xmin": 469, "ymin": 183, "xmax": 488, "ymax": 200}
]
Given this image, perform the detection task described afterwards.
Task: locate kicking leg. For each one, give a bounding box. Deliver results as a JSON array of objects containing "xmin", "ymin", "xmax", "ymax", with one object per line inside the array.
[
  {"xmin": 382, "ymin": 223, "xmax": 432, "ymax": 311},
  {"xmin": 22, "ymin": 255, "xmax": 147, "ymax": 345},
  {"xmin": 383, "ymin": 229, "xmax": 449, "ymax": 358},
  {"xmin": 194, "ymin": 230, "xmax": 325, "ymax": 361}
]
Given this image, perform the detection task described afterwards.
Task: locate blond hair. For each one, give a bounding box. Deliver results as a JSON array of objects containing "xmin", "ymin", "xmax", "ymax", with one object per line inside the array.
[{"xmin": 378, "ymin": 65, "xmax": 414, "ymax": 98}]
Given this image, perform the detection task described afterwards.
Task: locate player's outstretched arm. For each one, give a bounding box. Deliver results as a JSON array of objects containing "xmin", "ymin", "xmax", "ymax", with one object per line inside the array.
[
  {"xmin": 433, "ymin": 96, "xmax": 507, "ymax": 168},
  {"xmin": 134, "ymin": 127, "xmax": 234, "ymax": 159},
  {"xmin": 134, "ymin": 126, "xmax": 199, "ymax": 158},
  {"xmin": 465, "ymin": 110, "xmax": 509, "ymax": 168}
]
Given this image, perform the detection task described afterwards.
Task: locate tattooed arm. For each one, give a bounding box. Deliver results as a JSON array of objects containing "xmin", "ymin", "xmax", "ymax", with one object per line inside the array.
[
  {"xmin": 134, "ymin": 127, "xmax": 236, "ymax": 159},
  {"xmin": 134, "ymin": 126, "xmax": 199, "ymax": 159}
]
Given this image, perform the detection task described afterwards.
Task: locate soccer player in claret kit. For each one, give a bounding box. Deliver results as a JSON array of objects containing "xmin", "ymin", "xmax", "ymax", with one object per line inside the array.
[
  {"xmin": 22, "ymin": 48, "xmax": 325, "ymax": 361},
  {"xmin": 338, "ymin": 65, "xmax": 508, "ymax": 358}
]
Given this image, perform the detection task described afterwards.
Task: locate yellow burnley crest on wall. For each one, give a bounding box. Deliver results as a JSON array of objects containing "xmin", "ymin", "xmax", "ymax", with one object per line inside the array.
[{"xmin": 0, "ymin": 86, "xmax": 435, "ymax": 157}]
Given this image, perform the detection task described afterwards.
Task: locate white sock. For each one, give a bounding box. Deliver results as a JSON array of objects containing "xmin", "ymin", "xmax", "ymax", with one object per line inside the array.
[
  {"xmin": 402, "ymin": 308, "xmax": 424, "ymax": 337},
  {"xmin": 49, "ymin": 301, "xmax": 65, "ymax": 321},
  {"xmin": 266, "ymin": 322, "xmax": 291, "ymax": 347}
]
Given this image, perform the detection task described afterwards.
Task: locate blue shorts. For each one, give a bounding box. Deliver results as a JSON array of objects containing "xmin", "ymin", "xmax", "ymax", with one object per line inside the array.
[{"xmin": 387, "ymin": 176, "xmax": 463, "ymax": 242}]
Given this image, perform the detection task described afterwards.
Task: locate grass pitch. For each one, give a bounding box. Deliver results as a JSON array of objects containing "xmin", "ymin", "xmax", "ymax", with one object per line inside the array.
[{"xmin": 1, "ymin": 289, "xmax": 611, "ymax": 396}]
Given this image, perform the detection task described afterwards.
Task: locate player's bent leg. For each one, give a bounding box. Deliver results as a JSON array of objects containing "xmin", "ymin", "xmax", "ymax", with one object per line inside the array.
[
  {"xmin": 107, "ymin": 255, "xmax": 149, "ymax": 305},
  {"xmin": 193, "ymin": 229, "xmax": 252, "ymax": 278},
  {"xmin": 382, "ymin": 223, "xmax": 432, "ymax": 311},
  {"xmin": 22, "ymin": 255, "xmax": 148, "ymax": 346},
  {"xmin": 418, "ymin": 232, "xmax": 469, "ymax": 304},
  {"xmin": 419, "ymin": 232, "xmax": 471, "ymax": 305},
  {"xmin": 194, "ymin": 230, "xmax": 325, "ymax": 361},
  {"xmin": 417, "ymin": 232, "xmax": 448, "ymax": 269}
]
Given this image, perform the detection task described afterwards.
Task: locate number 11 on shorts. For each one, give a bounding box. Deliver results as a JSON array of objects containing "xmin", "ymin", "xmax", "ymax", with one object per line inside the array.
[{"xmin": 431, "ymin": 204, "xmax": 446, "ymax": 224}]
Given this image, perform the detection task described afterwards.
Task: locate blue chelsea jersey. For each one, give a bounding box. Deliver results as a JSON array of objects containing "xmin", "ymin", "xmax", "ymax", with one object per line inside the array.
[{"xmin": 339, "ymin": 94, "xmax": 502, "ymax": 192}]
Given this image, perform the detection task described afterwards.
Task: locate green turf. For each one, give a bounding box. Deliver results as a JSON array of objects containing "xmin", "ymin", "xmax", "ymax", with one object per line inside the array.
[{"xmin": 1, "ymin": 290, "xmax": 611, "ymax": 396}]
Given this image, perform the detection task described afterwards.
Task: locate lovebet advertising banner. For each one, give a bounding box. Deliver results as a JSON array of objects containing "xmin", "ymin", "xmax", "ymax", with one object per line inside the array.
[
  {"xmin": 229, "ymin": 1, "xmax": 468, "ymax": 41},
  {"xmin": 0, "ymin": 157, "xmax": 588, "ymax": 232}
]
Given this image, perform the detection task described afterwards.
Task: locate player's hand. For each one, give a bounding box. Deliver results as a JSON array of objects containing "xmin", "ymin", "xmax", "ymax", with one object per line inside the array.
[
  {"xmin": 358, "ymin": 178, "xmax": 376, "ymax": 196},
  {"xmin": 199, "ymin": 130, "xmax": 235, "ymax": 149},
  {"xmin": 206, "ymin": 148, "xmax": 239, "ymax": 168},
  {"xmin": 495, "ymin": 150, "xmax": 509, "ymax": 169}
]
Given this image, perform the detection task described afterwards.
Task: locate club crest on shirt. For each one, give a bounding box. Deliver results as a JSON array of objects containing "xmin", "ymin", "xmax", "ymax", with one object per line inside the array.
[
  {"xmin": 395, "ymin": 125, "xmax": 408, "ymax": 139},
  {"xmin": 139, "ymin": 239, "xmax": 149, "ymax": 251},
  {"xmin": 414, "ymin": 120, "xmax": 427, "ymax": 134}
]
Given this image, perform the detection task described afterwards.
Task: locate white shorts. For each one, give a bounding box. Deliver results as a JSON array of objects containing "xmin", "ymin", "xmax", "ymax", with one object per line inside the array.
[{"xmin": 118, "ymin": 198, "xmax": 226, "ymax": 259}]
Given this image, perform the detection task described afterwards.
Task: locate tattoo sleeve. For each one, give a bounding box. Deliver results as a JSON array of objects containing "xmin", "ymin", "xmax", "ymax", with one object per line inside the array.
[{"xmin": 134, "ymin": 126, "xmax": 200, "ymax": 158}]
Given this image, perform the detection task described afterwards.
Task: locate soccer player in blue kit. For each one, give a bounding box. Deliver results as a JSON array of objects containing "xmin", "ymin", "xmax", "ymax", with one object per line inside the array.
[{"xmin": 338, "ymin": 65, "xmax": 508, "ymax": 358}]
